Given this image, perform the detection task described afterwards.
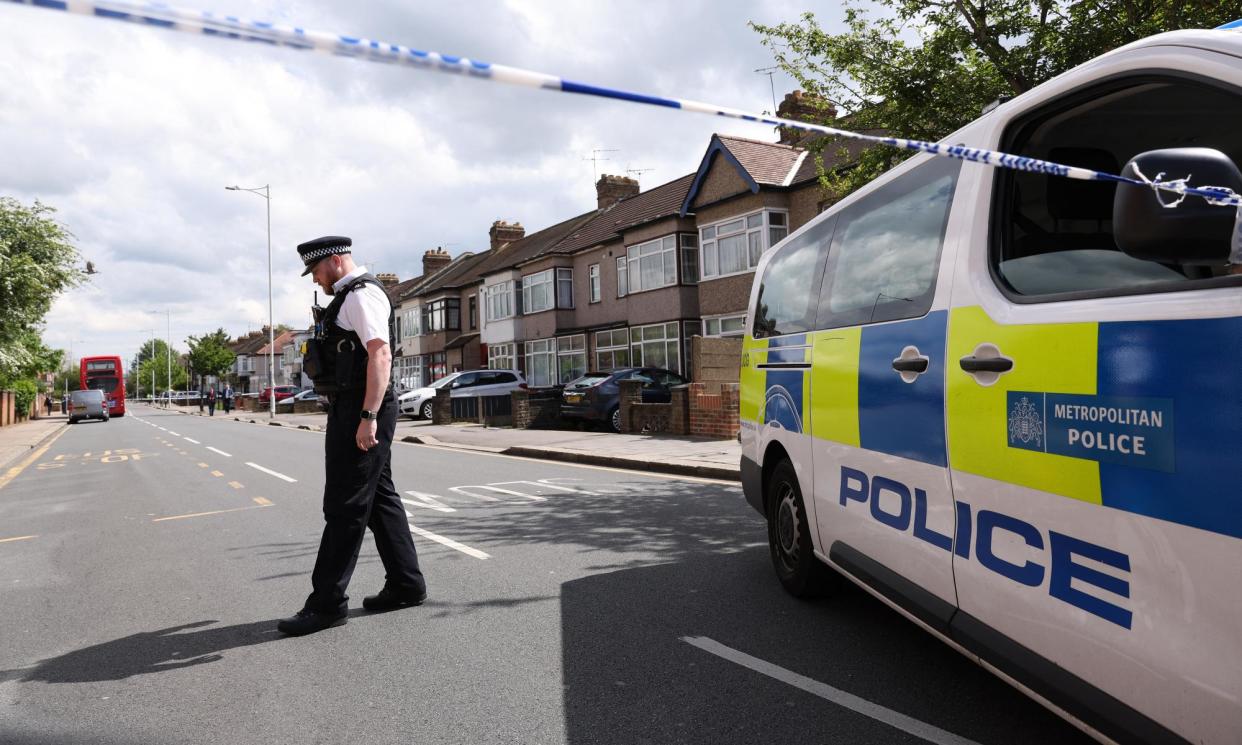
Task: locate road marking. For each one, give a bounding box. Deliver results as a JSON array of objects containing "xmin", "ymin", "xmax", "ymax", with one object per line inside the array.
[
  {"xmin": 447, "ymin": 485, "xmax": 503, "ymax": 502},
  {"xmin": 406, "ymin": 520, "xmax": 490, "ymax": 559},
  {"xmin": 0, "ymin": 427, "xmax": 69, "ymax": 491},
  {"xmin": 153, "ymin": 503, "xmax": 273, "ymax": 522},
  {"xmin": 206, "ymin": 447, "xmax": 231, "ymax": 457},
  {"xmin": 681, "ymin": 637, "xmax": 983, "ymax": 745},
  {"xmin": 184, "ymin": 437, "xmax": 201, "ymax": 444},
  {"xmin": 454, "ymin": 484, "xmax": 547, "ymax": 502},
  {"xmin": 245, "ymin": 462, "xmax": 297, "ymax": 483},
  {"xmin": 253, "ymin": 497, "xmax": 272, "ymax": 506},
  {"xmin": 197, "ymin": 462, "xmax": 208, "ymax": 468},
  {"xmin": 0, "ymin": 535, "xmax": 38, "ymax": 544},
  {"xmin": 211, "ymin": 470, "xmax": 224, "ymax": 477},
  {"xmin": 402, "ymin": 491, "xmax": 456, "ymax": 513},
  {"xmin": 228, "ymin": 481, "xmax": 244, "ymax": 489},
  {"xmin": 157, "ymin": 427, "xmax": 166, "ymax": 431},
  {"xmin": 168, "ymin": 431, "xmax": 180, "ymax": 436}
]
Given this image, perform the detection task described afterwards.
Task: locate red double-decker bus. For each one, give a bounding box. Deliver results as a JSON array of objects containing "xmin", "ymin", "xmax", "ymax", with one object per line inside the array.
[{"xmin": 80, "ymin": 355, "xmax": 126, "ymax": 416}]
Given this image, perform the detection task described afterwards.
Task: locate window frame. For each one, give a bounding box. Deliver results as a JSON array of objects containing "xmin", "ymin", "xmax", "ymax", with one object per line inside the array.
[
  {"xmin": 524, "ymin": 338, "xmax": 557, "ymax": 387},
  {"xmin": 988, "ymin": 71, "xmax": 1242, "ymax": 305},
  {"xmin": 485, "ymin": 281, "xmax": 516, "ymax": 322},
  {"xmin": 487, "ymin": 342, "xmax": 515, "ymax": 371},
  {"xmin": 594, "ymin": 328, "xmax": 630, "ymax": 371},
  {"xmin": 699, "ymin": 209, "xmax": 790, "ymax": 281},
  {"xmin": 522, "ymin": 269, "xmax": 555, "ymax": 314},
  {"xmin": 616, "ymin": 256, "xmax": 628, "ymax": 297},
  {"xmin": 628, "ymin": 321, "xmax": 681, "ymax": 373},
  {"xmin": 556, "ymin": 267, "xmax": 574, "ymax": 309},
  {"xmin": 588, "ymin": 263, "xmax": 601, "ymax": 303},
  {"xmin": 556, "ymin": 334, "xmax": 587, "ymax": 384}
]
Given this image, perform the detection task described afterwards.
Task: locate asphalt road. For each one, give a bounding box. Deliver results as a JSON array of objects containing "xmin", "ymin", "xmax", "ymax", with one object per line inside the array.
[{"xmin": 0, "ymin": 405, "xmax": 1092, "ymax": 745}]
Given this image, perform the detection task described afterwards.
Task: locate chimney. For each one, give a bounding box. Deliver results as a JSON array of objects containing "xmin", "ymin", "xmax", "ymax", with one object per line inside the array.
[
  {"xmin": 596, "ymin": 174, "xmax": 639, "ymax": 209},
  {"xmin": 489, "ymin": 221, "xmax": 525, "ymax": 251},
  {"xmin": 421, "ymin": 247, "xmax": 452, "ymax": 278},
  {"xmin": 776, "ymin": 90, "xmax": 837, "ymax": 147},
  {"xmin": 375, "ymin": 272, "xmax": 399, "ymax": 287}
]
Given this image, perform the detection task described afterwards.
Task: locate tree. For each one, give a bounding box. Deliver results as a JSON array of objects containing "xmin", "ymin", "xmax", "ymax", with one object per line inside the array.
[
  {"xmin": 0, "ymin": 198, "xmax": 83, "ymax": 377},
  {"xmin": 187, "ymin": 328, "xmax": 236, "ymax": 384},
  {"xmin": 134, "ymin": 342, "xmax": 188, "ymax": 394},
  {"xmin": 752, "ymin": 1, "xmax": 1242, "ymax": 196}
]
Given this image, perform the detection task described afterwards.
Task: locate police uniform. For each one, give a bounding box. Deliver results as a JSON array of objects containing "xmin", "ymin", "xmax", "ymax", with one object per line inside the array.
[{"xmin": 279, "ymin": 236, "xmax": 426, "ymax": 636}]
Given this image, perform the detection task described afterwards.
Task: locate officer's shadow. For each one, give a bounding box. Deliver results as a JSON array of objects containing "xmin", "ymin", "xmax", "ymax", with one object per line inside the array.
[{"xmin": 0, "ymin": 616, "xmax": 319, "ymax": 684}]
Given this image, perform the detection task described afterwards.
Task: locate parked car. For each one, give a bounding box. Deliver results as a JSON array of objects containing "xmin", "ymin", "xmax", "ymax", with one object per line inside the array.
[
  {"xmin": 398, "ymin": 369, "xmax": 525, "ymax": 420},
  {"xmin": 68, "ymin": 389, "xmax": 109, "ymax": 423},
  {"xmin": 560, "ymin": 367, "xmax": 688, "ymax": 432},
  {"xmin": 275, "ymin": 389, "xmax": 320, "ymax": 408},
  {"xmin": 258, "ymin": 385, "xmax": 301, "ymax": 402}
]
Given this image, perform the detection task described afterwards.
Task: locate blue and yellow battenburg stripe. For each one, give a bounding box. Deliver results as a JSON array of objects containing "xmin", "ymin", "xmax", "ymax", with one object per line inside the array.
[
  {"xmin": 746, "ymin": 308, "xmax": 1242, "ymax": 542},
  {"xmin": 4, "ymin": 0, "xmax": 1241, "ymax": 209}
]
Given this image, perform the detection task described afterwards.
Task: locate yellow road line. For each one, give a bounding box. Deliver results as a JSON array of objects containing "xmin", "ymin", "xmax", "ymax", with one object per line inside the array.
[
  {"xmin": 152, "ymin": 503, "xmax": 273, "ymax": 522},
  {"xmin": 228, "ymin": 481, "xmax": 244, "ymax": 489},
  {"xmin": 0, "ymin": 427, "xmax": 70, "ymax": 492},
  {"xmin": 0, "ymin": 534, "xmax": 38, "ymax": 544},
  {"xmin": 211, "ymin": 470, "xmax": 223, "ymax": 477},
  {"xmin": 198, "ymin": 462, "xmax": 208, "ymax": 468},
  {"xmin": 253, "ymin": 497, "xmax": 272, "ymax": 506}
]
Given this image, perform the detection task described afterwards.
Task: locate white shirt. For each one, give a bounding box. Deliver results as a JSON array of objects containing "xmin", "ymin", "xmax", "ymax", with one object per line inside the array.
[{"xmin": 331, "ymin": 265, "xmax": 392, "ymax": 346}]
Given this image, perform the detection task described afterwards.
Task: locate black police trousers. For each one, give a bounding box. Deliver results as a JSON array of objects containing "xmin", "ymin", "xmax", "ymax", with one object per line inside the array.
[{"xmin": 305, "ymin": 388, "xmax": 425, "ymax": 613}]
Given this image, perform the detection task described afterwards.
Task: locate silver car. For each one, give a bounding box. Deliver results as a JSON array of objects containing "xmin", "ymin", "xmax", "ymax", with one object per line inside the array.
[
  {"xmin": 398, "ymin": 369, "xmax": 526, "ymax": 420},
  {"xmin": 69, "ymin": 389, "xmax": 109, "ymax": 423}
]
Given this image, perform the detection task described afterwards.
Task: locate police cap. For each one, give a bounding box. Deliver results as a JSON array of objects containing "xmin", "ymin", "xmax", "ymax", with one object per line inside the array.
[{"xmin": 297, "ymin": 236, "xmax": 352, "ymax": 275}]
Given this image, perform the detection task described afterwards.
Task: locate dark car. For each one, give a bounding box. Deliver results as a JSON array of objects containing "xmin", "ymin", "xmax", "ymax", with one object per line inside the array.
[
  {"xmin": 258, "ymin": 385, "xmax": 301, "ymax": 402},
  {"xmin": 560, "ymin": 367, "xmax": 688, "ymax": 432}
]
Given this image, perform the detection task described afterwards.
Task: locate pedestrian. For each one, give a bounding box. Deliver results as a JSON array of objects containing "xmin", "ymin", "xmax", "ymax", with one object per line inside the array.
[
  {"xmin": 44, "ymin": 394, "xmax": 53, "ymax": 417},
  {"xmin": 206, "ymin": 386, "xmax": 217, "ymax": 416},
  {"xmin": 61, "ymin": 393, "xmax": 68, "ymax": 414},
  {"xmin": 223, "ymin": 383, "xmax": 234, "ymax": 414},
  {"xmin": 198, "ymin": 387, "xmax": 205, "ymax": 413},
  {"xmin": 278, "ymin": 235, "xmax": 426, "ymax": 636}
]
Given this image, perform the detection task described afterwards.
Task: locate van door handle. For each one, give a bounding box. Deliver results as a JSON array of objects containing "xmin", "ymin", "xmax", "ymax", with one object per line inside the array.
[
  {"xmin": 891, "ymin": 358, "xmax": 929, "ymax": 373},
  {"xmin": 959, "ymin": 355, "xmax": 1013, "ymax": 373}
]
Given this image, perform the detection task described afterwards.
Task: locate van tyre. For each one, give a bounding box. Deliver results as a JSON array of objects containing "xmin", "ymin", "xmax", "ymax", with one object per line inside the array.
[{"xmin": 767, "ymin": 459, "xmax": 836, "ymax": 597}]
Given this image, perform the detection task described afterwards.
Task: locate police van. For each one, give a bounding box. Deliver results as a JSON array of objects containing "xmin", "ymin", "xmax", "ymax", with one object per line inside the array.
[{"xmin": 740, "ymin": 25, "xmax": 1242, "ymax": 745}]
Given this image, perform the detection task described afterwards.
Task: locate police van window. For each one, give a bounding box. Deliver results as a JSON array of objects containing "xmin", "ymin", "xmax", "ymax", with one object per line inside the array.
[
  {"xmin": 816, "ymin": 155, "xmax": 961, "ymax": 330},
  {"xmin": 751, "ymin": 216, "xmax": 832, "ymax": 339},
  {"xmin": 993, "ymin": 76, "xmax": 1242, "ymax": 299}
]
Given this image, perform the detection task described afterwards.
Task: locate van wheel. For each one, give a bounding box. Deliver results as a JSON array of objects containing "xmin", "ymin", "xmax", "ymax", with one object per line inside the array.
[
  {"xmin": 420, "ymin": 401, "xmax": 434, "ymax": 421},
  {"xmin": 767, "ymin": 459, "xmax": 835, "ymax": 597}
]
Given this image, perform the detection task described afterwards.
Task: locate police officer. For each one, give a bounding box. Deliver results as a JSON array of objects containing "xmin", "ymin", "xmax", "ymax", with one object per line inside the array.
[{"xmin": 278, "ymin": 236, "xmax": 428, "ymax": 636}]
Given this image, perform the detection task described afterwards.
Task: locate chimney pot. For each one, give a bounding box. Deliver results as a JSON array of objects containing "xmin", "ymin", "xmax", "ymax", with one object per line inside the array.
[
  {"xmin": 595, "ymin": 174, "xmax": 639, "ymax": 209},
  {"xmin": 775, "ymin": 90, "xmax": 837, "ymax": 147},
  {"xmin": 421, "ymin": 248, "xmax": 453, "ymax": 279},
  {"xmin": 489, "ymin": 220, "xmax": 526, "ymax": 251}
]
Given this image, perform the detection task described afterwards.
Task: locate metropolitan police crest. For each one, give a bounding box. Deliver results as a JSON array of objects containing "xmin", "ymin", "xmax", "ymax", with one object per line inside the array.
[{"xmin": 1008, "ymin": 396, "xmax": 1044, "ymax": 447}]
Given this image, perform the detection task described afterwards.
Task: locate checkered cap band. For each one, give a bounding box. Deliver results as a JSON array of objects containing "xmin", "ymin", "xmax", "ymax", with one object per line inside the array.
[{"xmin": 300, "ymin": 245, "xmax": 351, "ymax": 264}]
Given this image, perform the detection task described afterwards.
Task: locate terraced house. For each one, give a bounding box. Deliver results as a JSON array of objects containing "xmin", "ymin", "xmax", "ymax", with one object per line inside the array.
[{"xmin": 392, "ymin": 96, "xmax": 849, "ymax": 390}]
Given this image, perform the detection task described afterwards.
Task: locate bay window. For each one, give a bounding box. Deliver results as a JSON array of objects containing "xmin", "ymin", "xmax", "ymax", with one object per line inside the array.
[
  {"xmin": 595, "ymin": 328, "xmax": 630, "ymax": 371},
  {"xmin": 699, "ymin": 210, "xmax": 789, "ymax": 280},
  {"xmin": 522, "ymin": 270, "xmax": 554, "ymax": 314}
]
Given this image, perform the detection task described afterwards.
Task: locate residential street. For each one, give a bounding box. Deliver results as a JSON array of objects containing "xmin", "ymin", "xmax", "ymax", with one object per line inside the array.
[{"xmin": 0, "ymin": 406, "xmax": 1090, "ymax": 745}]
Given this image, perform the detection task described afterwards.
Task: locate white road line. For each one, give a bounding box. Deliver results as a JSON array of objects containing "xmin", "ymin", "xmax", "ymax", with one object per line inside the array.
[
  {"xmin": 157, "ymin": 427, "xmax": 167, "ymax": 431},
  {"xmin": 168, "ymin": 431, "xmax": 180, "ymax": 436},
  {"xmin": 183, "ymin": 437, "xmax": 201, "ymax": 444},
  {"xmin": 206, "ymin": 447, "xmax": 232, "ymax": 457},
  {"xmin": 406, "ymin": 521, "xmax": 490, "ymax": 560},
  {"xmin": 682, "ymin": 637, "xmax": 983, "ymax": 745},
  {"xmin": 245, "ymin": 462, "xmax": 297, "ymax": 482},
  {"xmin": 402, "ymin": 492, "xmax": 456, "ymax": 513},
  {"xmin": 450, "ymin": 484, "xmax": 546, "ymax": 502}
]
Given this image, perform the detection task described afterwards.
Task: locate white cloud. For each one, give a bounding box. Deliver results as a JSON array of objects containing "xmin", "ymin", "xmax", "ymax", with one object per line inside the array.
[{"xmin": 0, "ymin": 0, "xmax": 842, "ymax": 363}]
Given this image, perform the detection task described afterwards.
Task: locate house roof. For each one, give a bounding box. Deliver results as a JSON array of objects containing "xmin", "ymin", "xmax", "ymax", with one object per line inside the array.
[
  {"xmin": 258, "ymin": 330, "xmax": 296, "ymax": 355},
  {"xmin": 680, "ymin": 134, "xmax": 827, "ymax": 216},
  {"xmin": 548, "ymin": 173, "xmax": 696, "ymax": 256},
  {"xmin": 230, "ymin": 332, "xmax": 269, "ymax": 356}
]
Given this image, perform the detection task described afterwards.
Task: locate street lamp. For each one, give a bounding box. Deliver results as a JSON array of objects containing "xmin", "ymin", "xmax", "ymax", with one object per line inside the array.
[
  {"xmin": 65, "ymin": 338, "xmax": 86, "ymax": 397},
  {"xmin": 226, "ymin": 184, "xmax": 276, "ymax": 420},
  {"xmin": 146, "ymin": 311, "xmax": 173, "ymax": 406}
]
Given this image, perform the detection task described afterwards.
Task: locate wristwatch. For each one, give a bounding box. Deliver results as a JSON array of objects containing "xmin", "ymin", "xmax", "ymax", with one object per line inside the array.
[{"xmin": 359, "ymin": 409, "xmax": 378, "ymax": 421}]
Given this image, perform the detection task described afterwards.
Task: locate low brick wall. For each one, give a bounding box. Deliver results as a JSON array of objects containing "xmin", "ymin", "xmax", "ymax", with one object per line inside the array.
[
  {"xmin": 687, "ymin": 382, "xmax": 740, "ymax": 440},
  {"xmin": 619, "ymin": 380, "xmax": 692, "ymax": 435},
  {"xmin": 511, "ymin": 389, "xmax": 561, "ymax": 429}
]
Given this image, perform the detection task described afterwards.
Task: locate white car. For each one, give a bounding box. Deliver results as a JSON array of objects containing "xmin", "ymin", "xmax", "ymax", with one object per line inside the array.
[
  {"xmin": 398, "ymin": 369, "xmax": 525, "ymax": 420},
  {"xmin": 275, "ymin": 389, "xmax": 321, "ymax": 408}
]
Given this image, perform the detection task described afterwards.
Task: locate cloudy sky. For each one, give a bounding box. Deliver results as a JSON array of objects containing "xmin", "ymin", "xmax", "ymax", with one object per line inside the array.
[{"xmin": 0, "ymin": 0, "xmax": 845, "ymax": 366}]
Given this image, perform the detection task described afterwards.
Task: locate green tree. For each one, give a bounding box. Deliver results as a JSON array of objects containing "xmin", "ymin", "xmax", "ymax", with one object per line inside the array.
[
  {"xmin": 187, "ymin": 328, "xmax": 236, "ymax": 383},
  {"xmin": 752, "ymin": 1, "xmax": 1242, "ymax": 196},
  {"xmin": 0, "ymin": 198, "xmax": 84, "ymax": 377},
  {"xmin": 135, "ymin": 343, "xmax": 188, "ymax": 394}
]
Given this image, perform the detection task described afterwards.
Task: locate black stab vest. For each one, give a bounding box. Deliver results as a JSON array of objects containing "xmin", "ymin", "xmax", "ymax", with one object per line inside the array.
[{"xmin": 303, "ymin": 273, "xmax": 395, "ymax": 395}]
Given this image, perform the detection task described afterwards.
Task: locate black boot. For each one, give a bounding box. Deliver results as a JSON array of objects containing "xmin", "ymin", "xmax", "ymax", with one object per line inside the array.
[
  {"xmin": 362, "ymin": 586, "xmax": 427, "ymax": 612},
  {"xmin": 277, "ymin": 607, "xmax": 347, "ymax": 636}
]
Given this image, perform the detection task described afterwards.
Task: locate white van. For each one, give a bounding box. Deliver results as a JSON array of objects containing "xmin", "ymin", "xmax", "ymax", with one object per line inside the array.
[{"xmin": 740, "ymin": 25, "xmax": 1242, "ymax": 745}]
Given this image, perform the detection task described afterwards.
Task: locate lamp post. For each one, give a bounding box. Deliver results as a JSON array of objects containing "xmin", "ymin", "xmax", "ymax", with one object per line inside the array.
[
  {"xmin": 65, "ymin": 338, "xmax": 86, "ymax": 397},
  {"xmin": 226, "ymin": 184, "xmax": 275, "ymax": 420}
]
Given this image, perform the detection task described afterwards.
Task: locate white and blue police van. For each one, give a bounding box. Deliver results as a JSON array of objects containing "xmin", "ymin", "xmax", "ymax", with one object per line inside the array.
[{"xmin": 740, "ymin": 24, "xmax": 1242, "ymax": 745}]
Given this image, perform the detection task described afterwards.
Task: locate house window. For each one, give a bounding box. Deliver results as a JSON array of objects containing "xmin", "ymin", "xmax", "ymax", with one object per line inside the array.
[
  {"xmin": 556, "ymin": 268, "xmax": 574, "ymax": 309},
  {"xmin": 421, "ymin": 298, "xmax": 460, "ymax": 332},
  {"xmin": 485, "ymin": 281, "xmax": 515, "ymax": 322},
  {"xmin": 468, "ymin": 296, "xmax": 477, "ymax": 330},
  {"xmin": 556, "ymin": 334, "xmax": 586, "ymax": 383},
  {"xmin": 616, "ymin": 256, "xmax": 627, "ymax": 297},
  {"xmin": 422, "ymin": 352, "xmax": 447, "ymax": 383},
  {"xmin": 522, "ymin": 270, "xmax": 554, "ymax": 314},
  {"xmin": 629, "ymin": 321, "xmax": 680, "ymax": 373},
  {"xmin": 594, "ymin": 328, "xmax": 630, "ymax": 371},
  {"xmin": 699, "ymin": 209, "xmax": 789, "ymax": 279},
  {"xmin": 394, "ymin": 356, "xmax": 423, "ymax": 391},
  {"xmin": 488, "ymin": 342, "xmax": 515, "ymax": 371},
  {"xmin": 588, "ymin": 264, "xmax": 601, "ymax": 303},
  {"xmin": 524, "ymin": 338, "xmax": 556, "ymax": 387},
  {"xmin": 401, "ymin": 308, "xmax": 421, "ymax": 339},
  {"xmin": 625, "ymin": 234, "xmax": 677, "ymax": 293},
  {"xmin": 680, "ymin": 234, "xmax": 698, "ymax": 284},
  {"xmin": 703, "ymin": 314, "xmax": 747, "ymax": 337}
]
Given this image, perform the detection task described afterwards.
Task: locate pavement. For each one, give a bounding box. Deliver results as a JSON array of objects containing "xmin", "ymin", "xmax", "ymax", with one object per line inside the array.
[
  {"xmin": 0, "ymin": 412, "xmax": 68, "ymax": 475},
  {"xmin": 172, "ymin": 404, "xmax": 742, "ymax": 480}
]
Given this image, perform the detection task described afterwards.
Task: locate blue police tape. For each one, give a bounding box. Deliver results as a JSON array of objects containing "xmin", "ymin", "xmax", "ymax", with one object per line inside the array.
[{"xmin": 6, "ymin": 0, "xmax": 1242, "ymax": 212}]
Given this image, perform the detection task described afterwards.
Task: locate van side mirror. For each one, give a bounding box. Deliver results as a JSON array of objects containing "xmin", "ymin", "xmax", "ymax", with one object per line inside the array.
[{"xmin": 1113, "ymin": 147, "xmax": 1242, "ymax": 265}]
